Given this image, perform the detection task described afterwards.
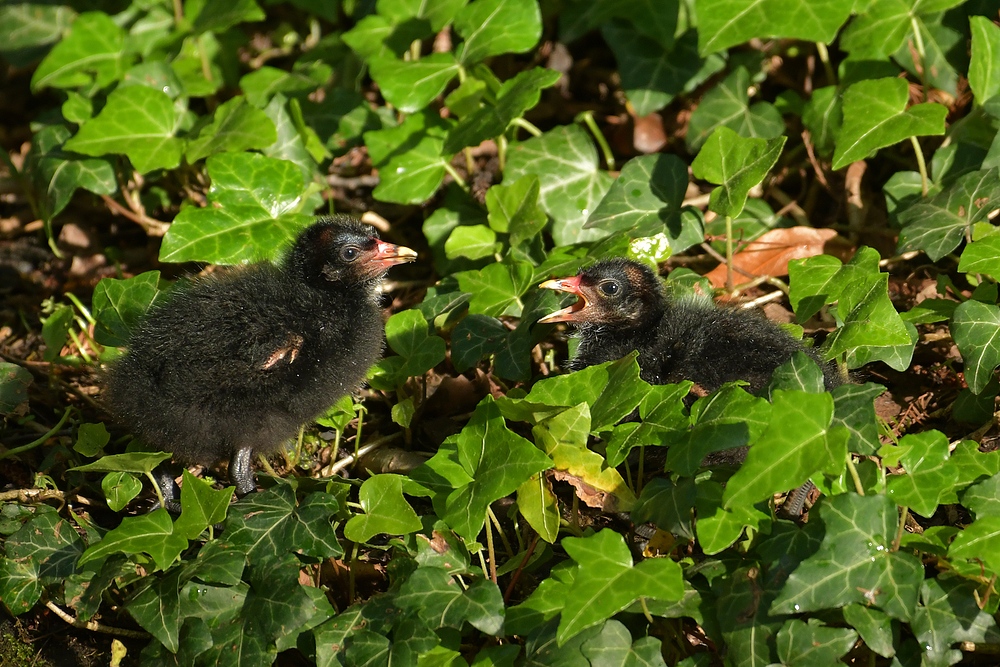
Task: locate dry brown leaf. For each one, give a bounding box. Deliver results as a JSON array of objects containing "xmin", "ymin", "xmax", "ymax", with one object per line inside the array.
[
  {"xmin": 633, "ymin": 112, "xmax": 667, "ymax": 154},
  {"xmin": 551, "ymin": 469, "xmax": 621, "ymax": 512},
  {"xmin": 703, "ymin": 226, "xmax": 839, "ymax": 288}
]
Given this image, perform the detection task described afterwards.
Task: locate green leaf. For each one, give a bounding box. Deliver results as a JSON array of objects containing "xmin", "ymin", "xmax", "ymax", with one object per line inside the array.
[
  {"xmin": 842, "ymin": 604, "xmax": 895, "ymax": 658},
  {"xmin": 831, "ymin": 382, "xmax": 885, "ymax": 456},
  {"xmin": 970, "ymin": 16, "xmax": 1000, "ymax": 106},
  {"xmin": 696, "ymin": 0, "xmax": 854, "ymax": 54},
  {"xmin": 427, "ymin": 397, "xmax": 552, "ymax": 541},
  {"xmin": 445, "ymin": 67, "xmax": 560, "ymax": 153},
  {"xmin": 261, "ymin": 94, "xmax": 322, "ymax": 182},
  {"xmin": 960, "ymin": 234, "xmax": 1000, "ymax": 279},
  {"xmin": 63, "ymin": 86, "xmax": 183, "ymax": 173},
  {"xmin": 0, "ymin": 4, "xmax": 75, "ymax": 55},
  {"xmin": 507, "ymin": 124, "xmax": 614, "ymax": 245},
  {"xmin": 70, "ymin": 451, "xmax": 173, "ymax": 474},
  {"xmin": 0, "ymin": 362, "xmax": 32, "ymax": 415},
  {"xmin": 517, "ymin": 473, "xmax": 560, "ymax": 543},
  {"xmin": 898, "ymin": 168, "xmax": 1000, "ymax": 262},
  {"xmin": 723, "ymin": 390, "xmax": 843, "ymax": 509},
  {"xmin": 840, "ymin": 0, "xmax": 964, "ymax": 59},
  {"xmin": 396, "ymin": 567, "xmax": 505, "ymax": 634},
  {"xmin": 533, "ymin": 403, "xmax": 636, "ymax": 513},
  {"xmin": 691, "ymin": 126, "xmax": 786, "ymax": 218},
  {"xmin": 585, "ymin": 154, "xmax": 701, "ymax": 254},
  {"xmin": 580, "ymin": 620, "xmax": 667, "ymax": 667},
  {"xmin": 160, "ymin": 152, "xmax": 313, "ymax": 265},
  {"xmin": 191, "ymin": 0, "xmax": 265, "ymax": 34},
  {"xmin": 369, "ymin": 53, "xmax": 460, "ymax": 114},
  {"xmin": 376, "ymin": 309, "xmax": 447, "ymax": 384},
  {"xmin": 455, "ymin": 259, "xmax": 533, "ymax": 317},
  {"xmin": 239, "ymin": 61, "xmax": 333, "ymax": 108},
  {"xmin": 832, "ymin": 77, "xmax": 947, "ymax": 170},
  {"xmin": 802, "ymin": 85, "xmax": 843, "ymax": 157},
  {"xmin": 223, "ymin": 485, "xmax": 343, "ymax": 560},
  {"xmin": 92, "ymin": 271, "xmax": 169, "ymax": 347},
  {"xmin": 78, "ymin": 509, "xmax": 187, "ymax": 571},
  {"xmin": 772, "ymin": 494, "xmax": 923, "ymax": 620},
  {"xmin": 686, "ymin": 67, "xmax": 785, "ymax": 151},
  {"xmin": 30, "ymin": 12, "xmax": 129, "ymax": 91},
  {"xmin": 29, "ymin": 124, "xmax": 116, "ymax": 220},
  {"xmin": 445, "ymin": 224, "xmax": 499, "ymax": 260},
  {"xmin": 0, "ymin": 506, "xmax": 84, "ymax": 615},
  {"xmin": 185, "ymin": 97, "xmax": 277, "ymax": 163},
  {"xmin": 454, "ymin": 0, "xmax": 542, "ymax": 65},
  {"xmin": 951, "ymin": 299, "xmax": 1000, "ymax": 395},
  {"xmin": 486, "ymin": 174, "xmax": 547, "ymax": 246},
  {"xmin": 343, "ymin": 474, "xmax": 422, "ymax": 543},
  {"xmin": 912, "ymin": 578, "xmax": 1000, "ymax": 667},
  {"xmin": 603, "ymin": 26, "xmax": 724, "ymax": 117},
  {"xmin": 882, "ymin": 431, "xmax": 958, "ymax": 518},
  {"xmin": 101, "ymin": 472, "xmax": 142, "ymax": 512},
  {"xmin": 40, "ymin": 303, "xmax": 72, "ymax": 361},
  {"xmin": 961, "ymin": 472, "xmax": 1000, "ymax": 519},
  {"xmin": 365, "ymin": 110, "xmax": 451, "ymax": 204},
  {"xmin": 174, "ymin": 470, "xmax": 235, "ymax": 540},
  {"xmin": 776, "ymin": 618, "xmax": 858, "ymax": 667},
  {"xmin": 557, "ymin": 529, "xmax": 683, "ymax": 645},
  {"xmin": 379, "ymin": 0, "xmax": 467, "ymax": 31}
]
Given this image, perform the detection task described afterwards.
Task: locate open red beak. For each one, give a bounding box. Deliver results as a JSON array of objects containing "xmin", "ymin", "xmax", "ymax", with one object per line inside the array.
[
  {"xmin": 374, "ymin": 240, "xmax": 418, "ymax": 266},
  {"xmin": 538, "ymin": 275, "xmax": 589, "ymax": 323}
]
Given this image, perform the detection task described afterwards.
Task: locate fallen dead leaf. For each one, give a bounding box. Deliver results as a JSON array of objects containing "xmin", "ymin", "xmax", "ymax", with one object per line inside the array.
[{"xmin": 703, "ymin": 226, "xmax": 839, "ymax": 288}]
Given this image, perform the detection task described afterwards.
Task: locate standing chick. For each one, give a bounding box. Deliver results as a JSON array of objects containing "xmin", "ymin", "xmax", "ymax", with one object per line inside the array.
[
  {"xmin": 539, "ymin": 258, "xmax": 839, "ymax": 393},
  {"xmin": 104, "ymin": 216, "xmax": 417, "ymax": 499}
]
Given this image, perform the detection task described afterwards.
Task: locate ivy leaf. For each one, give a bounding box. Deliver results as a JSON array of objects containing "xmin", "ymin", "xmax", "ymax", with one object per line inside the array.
[
  {"xmin": 63, "ymin": 85, "xmax": 183, "ymax": 173},
  {"xmin": 533, "ymin": 403, "xmax": 636, "ymax": 513},
  {"xmin": 951, "ymin": 299, "xmax": 1000, "ymax": 395},
  {"xmin": 831, "ymin": 382, "xmax": 885, "ymax": 456},
  {"xmin": 776, "ymin": 619, "xmax": 858, "ymax": 666},
  {"xmin": 455, "ymin": 259, "xmax": 534, "ymax": 317},
  {"xmin": 343, "ymin": 475, "xmax": 422, "ymax": 543},
  {"xmin": 160, "ymin": 152, "xmax": 313, "ymax": 265},
  {"xmin": 832, "ymin": 77, "xmax": 947, "ymax": 170},
  {"xmin": 882, "ymin": 431, "xmax": 958, "ymax": 518},
  {"xmin": 557, "ymin": 529, "xmax": 683, "ymax": 645},
  {"xmin": 384, "ymin": 309, "xmax": 447, "ymax": 378},
  {"xmin": 0, "ymin": 4, "xmax": 76, "ymax": 57},
  {"xmin": 433, "ymin": 397, "xmax": 552, "ymax": 541},
  {"xmin": 911, "ymin": 578, "xmax": 1000, "ymax": 667},
  {"xmin": 78, "ymin": 509, "xmax": 187, "ymax": 571},
  {"xmin": 842, "ymin": 605, "xmax": 895, "ymax": 658},
  {"xmin": 191, "ymin": 0, "xmax": 265, "ymax": 34},
  {"xmin": 0, "ymin": 506, "xmax": 84, "ymax": 615},
  {"xmin": 772, "ymin": 494, "xmax": 923, "ymax": 621},
  {"xmin": 506, "ymin": 124, "xmax": 614, "ymax": 246},
  {"xmin": 723, "ymin": 390, "xmax": 844, "ymax": 509},
  {"xmin": 29, "ymin": 124, "xmax": 116, "ymax": 220},
  {"xmin": 686, "ymin": 67, "xmax": 785, "ymax": 151},
  {"xmin": 580, "ymin": 620, "xmax": 667, "ymax": 666},
  {"xmin": 91, "ymin": 272, "xmax": 168, "ymax": 347},
  {"xmin": 961, "ymin": 473, "xmax": 1000, "ymax": 519},
  {"xmin": 185, "ymin": 97, "xmax": 277, "ymax": 163},
  {"xmin": 396, "ymin": 567, "xmax": 505, "ymax": 635},
  {"xmin": 898, "ymin": 168, "xmax": 1000, "ymax": 262},
  {"xmin": 369, "ymin": 53, "xmax": 460, "ymax": 113},
  {"xmin": 603, "ymin": 26, "xmax": 724, "ymax": 117},
  {"xmin": 445, "ymin": 67, "xmax": 561, "ymax": 154},
  {"xmin": 174, "ymin": 470, "xmax": 235, "ymax": 540},
  {"xmin": 445, "ymin": 225, "xmax": 499, "ymax": 260},
  {"xmin": 517, "ymin": 473, "xmax": 560, "ymax": 544},
  {"xmin": 691, "ymin": 126, "xmax": 786, "ymax": 218},
  {"xmin": 839, "ymin": 0, "xmax": 964, "ymax": 59},
  {"xmin": 696, "ymin": 0, "xmax": 854, "ymax": 54},
  {"xmin": 223, "ymin": 484, "xmax": 343, "ymax": 560},
  {"xmin": 365, "ymin": 110, "xmax": 451, "ymax": 204},
  {"xmin": 30, "ymin": 12, "xmax": 129, "ymax": 91},
  {"xmin": 0, "ymin": 362, "xmax": 32, "ymax": 415},
  {"xmin": 454, "ymin": 0, "xmax": 542, "ymax": 65},
  {"xmin": 261, "ymin": 94, "xmax": 322, "ymax": 183},
  {"xmin": 101, "ymin": 472, "xmax": 142, "ymax": 512},
  {"xmin": 486, "ymin": 174, "xmax": 547, "ymax": 247},
  {"xmin": 802, "ymin": 85, "xmax": 843, "ymax": 157},
  {"xmin": 585, "ymin": 154, "xmax": 700, "ymax": 254},
  {"xmin": 959, "ymin": 234, "xmax": 1000, "ymax": 279},
  {"xmin": 970, "ymin": 16, "xmax": 1000, "ymax": 106}
]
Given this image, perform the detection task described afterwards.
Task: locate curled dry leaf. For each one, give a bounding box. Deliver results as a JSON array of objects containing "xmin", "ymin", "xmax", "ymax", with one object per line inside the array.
[
  {"xmin": 551, "ymin": 469, "xmax": 623, "ymax": 513},
  {"xmin": 703, "ymin": 226, "xmax": 840, "ymax": 288}
]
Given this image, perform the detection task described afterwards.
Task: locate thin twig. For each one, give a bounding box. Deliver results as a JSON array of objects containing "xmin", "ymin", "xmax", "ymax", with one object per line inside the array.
[
  {"xmin": 45, "ymin": 601, "xmax": 148, "ymax": 639},
  {"xmin": 326, "ymin": 432, "xmax": 402, "ymax": 475},
  {"xmin": 99, "ymin": 195, "xmax": 169, "ymax": 236}
]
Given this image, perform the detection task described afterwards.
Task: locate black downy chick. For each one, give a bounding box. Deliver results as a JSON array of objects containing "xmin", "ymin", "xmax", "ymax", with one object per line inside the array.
[
  {"xmin": 539, "ymin": 258, "xmax": 840, "ymax": 394},
  {"xmin": 104, "ymin": 216, "xmax": 417, "ymax": 500}
]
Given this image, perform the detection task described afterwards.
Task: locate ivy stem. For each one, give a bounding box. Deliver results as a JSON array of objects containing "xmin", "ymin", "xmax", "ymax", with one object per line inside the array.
[
  {"xmin": 892, "ymin": 506, "xmax": 909, "ymax": 551},
  {"xmin": 510, "ymin": 117, "xmax": 542, "ymax": 138},
  {"xmin": 348, "ymin": 541, "xmax": 359, "ymax": 604},
  {"xmin": 487, "ymin": 506, "xmax": 514, "ymax": 559},
  {"xmin": 636, "ymin": 446, "xmax": 645, "ymax": 496},
  {"xmin": 442, "ymin": 162, "xmax": 469, "ymax": 191},
  {"xmin": 65, "ymin": 293, "xmax": 95, "ymax": 325},
  {"xmin": 0, "ymin": 407, "xmax": 72, "ymax": 462},
  {"xmin": 846, "ymin": 455, "xmax": 865, "ymax": 496},
  {"xmin": 910, "ymin": 17, "xmax": 928, "ymax": 98},
  {"xmin": 67, "ymin": 329, "xmax": 92, "ymax": 364},
  {"xmin": 464, "ymin": 147, "xmax": 475, "ymax": 176},
  {"xmin": 575, "ymin": 111, "xmax": 614, "ymax": 171},
  {"xmin": 497, "ymin": 135, "xmax": 508, "ymax": 172},
  {"xmin": 725, "ymin": 215, "xmax": 735, "ymax": 293},
  {"xmin": 910, "ymin": 136, "xmax": 929, "ymax": 197},
  {"xmin": 144, "ymin": 470, "xmax": 166, "ymax": 510},
  {"xmin": 485, "ymin": 510, "xmax": 497, "ymax": 584},
  {"xmin": 815, "ymin": 42, "xmax": 836, "ymax": 85},
  {"xmin": 172, "ymin": 0, "xmax": 183, "ymax": 25}
]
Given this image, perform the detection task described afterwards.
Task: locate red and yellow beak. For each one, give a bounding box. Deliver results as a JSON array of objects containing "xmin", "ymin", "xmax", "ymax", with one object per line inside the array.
[
  {"xmin": 374, "ymin": 240, "xmax": 418, "ymax": 266},
  {"xmin": 538, "ymin": 274, "xmax": 589, "ymax": 323}
]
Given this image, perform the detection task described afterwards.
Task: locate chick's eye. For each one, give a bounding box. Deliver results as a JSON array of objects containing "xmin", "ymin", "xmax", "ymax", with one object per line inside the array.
[
  {"xmin": 340, "ymin": 246, "xmax": 360, "ymax": 262},
  {"xmin": 599, "ymin": 280, "xmax": 620, "ymax": 296}
]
